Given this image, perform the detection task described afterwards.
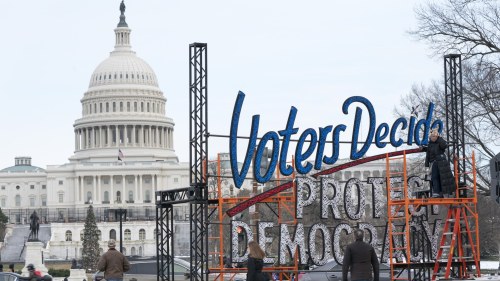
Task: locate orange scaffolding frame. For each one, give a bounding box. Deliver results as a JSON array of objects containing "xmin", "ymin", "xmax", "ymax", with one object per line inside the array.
[
  {"xmin": 385, "ymin": 152, "xmax": 481, "ymax": 281},
  {"xmin": 205, "ymin": 154, "xmax": 300, "ymax": 281}
]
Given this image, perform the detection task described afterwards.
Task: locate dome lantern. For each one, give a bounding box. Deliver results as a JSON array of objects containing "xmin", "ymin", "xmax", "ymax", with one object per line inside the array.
[{"xmin": 113, "ymin": 1, "xmax": 132, "ymax": 53}]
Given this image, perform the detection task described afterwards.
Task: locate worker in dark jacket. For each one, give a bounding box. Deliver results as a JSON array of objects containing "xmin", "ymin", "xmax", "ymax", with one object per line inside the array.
[
  {"xmin": 424, "ymin": 129, "xmax": 455, "ymax": 197},
  {"xmin": 97, "ymin": 239, "xmax": 130, "ymax": 281},
  {"xmin": 342, "ymin": 229, "xmax": 379, "ymax": 281}
]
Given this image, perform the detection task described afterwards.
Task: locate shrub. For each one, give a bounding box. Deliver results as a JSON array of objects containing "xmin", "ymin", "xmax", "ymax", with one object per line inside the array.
[{"xmin": 48, "ymin": 268, "xmax": 70, "ymax": 277}]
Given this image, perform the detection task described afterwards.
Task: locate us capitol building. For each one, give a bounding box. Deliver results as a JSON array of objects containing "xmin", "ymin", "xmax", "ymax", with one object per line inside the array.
[{"xmin": 0, "ymin": 4, "xmax": 191, "ymax": 260}]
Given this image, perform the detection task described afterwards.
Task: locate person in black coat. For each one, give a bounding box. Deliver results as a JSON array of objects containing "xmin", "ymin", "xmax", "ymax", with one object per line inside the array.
[
  {"xmin": 424, "ymin": 129, "xmax": 455, "ymax": 197},
  {"xmin": 246, "ymin": 241, "xmax": 269, "ymax": 281},
  {"xmin": 342, "ymin": 229, "xmax": 379, "ymax": 281}
]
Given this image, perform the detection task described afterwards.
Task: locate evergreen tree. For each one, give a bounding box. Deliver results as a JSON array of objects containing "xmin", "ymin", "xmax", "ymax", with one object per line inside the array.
[
  {"xmin": 0, "ymin": 208, "xmax": 8, "ymax": 242},
  {"xmin": 82, "ymin": 205, "xmax": 100, "ymax": 272}
]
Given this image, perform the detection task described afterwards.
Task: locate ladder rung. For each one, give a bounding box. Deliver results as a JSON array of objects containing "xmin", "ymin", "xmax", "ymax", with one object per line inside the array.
[
  {"xmin": 389, "ymin": 217, "xmax": 407, "ymax": 220},
  {"xmin": 440, "ymin": 246, "xmax": 451, "ymax": 249},
  {"xmin": 442, "ymin": 232, "xmax": 454, "ymax": 235}
]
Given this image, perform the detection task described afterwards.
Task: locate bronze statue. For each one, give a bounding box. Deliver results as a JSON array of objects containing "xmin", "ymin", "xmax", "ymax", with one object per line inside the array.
[
  {"xmin": 29, "ymin": 211, "xmax": 40, "ymax": 241},
  {"xmin": 120, "ymin": 1, "xmax": 126, "ymax": 15}
]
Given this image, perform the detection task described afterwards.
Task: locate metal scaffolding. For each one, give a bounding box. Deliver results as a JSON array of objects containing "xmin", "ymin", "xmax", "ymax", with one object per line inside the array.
[
  {"xmin": 444, "ymin": 54, "xmax": 466, "ymax": 186},
  {"xmin": 188, "ymin": 42, "xmax": 209, "ymax": 281},
  {"xmin": 155, "ymin": 42, "xmax": 208, "ymax": 281}
]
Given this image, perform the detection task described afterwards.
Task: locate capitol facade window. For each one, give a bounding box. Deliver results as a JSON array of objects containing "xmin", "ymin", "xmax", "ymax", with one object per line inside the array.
[
  {"xmin": 65, "ymin": 230, "xmax": 72, "ymax": 241},
  {"xmin": 124, "ymin": 229, "xmax": 131, "ymax": 240}
]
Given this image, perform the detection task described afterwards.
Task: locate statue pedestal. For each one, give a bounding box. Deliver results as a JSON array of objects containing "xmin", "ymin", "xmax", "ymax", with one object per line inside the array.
[
  {"xmin": 22, "ymin": 241, "xmax": 48, "ymax": 276},
  {"xmin": 68, "ymin": 269, "xmax": 87, "ymax": 281}
]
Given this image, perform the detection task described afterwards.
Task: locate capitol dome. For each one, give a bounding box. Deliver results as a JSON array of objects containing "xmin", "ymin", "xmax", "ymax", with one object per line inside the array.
[
  {"xmin": 70, "ymin": 2, "xmax": 177, "ymax": 163},
  {"xmin": 89, "ymin": 54, "xmax": 159, "ymax": 88}
]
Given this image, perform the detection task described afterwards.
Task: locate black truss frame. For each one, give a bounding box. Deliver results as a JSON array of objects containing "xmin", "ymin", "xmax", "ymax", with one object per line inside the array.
[
  {"xmin": 155, "ymin": 43, "xmax": 208, "ymax": 281},
  {"xmin": 189, "ymin": 42, "xmax": 209, "ymax": 281},
  {"xmin": 156, "ymin": 203, "xmax": 174, "ymax": 281},
  {"xmin": 443, "ymin": 54, "xmax": 473, "ymax": 278},
  {"xmin": 444, "ymin": 54, "xmax": 466, "ymax": 185}
]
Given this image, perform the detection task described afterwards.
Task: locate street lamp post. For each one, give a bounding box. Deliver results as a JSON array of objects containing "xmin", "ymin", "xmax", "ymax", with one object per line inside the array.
[{"xmin": 115, "ymin": 208, "xmax": 127, "ymax": 253}]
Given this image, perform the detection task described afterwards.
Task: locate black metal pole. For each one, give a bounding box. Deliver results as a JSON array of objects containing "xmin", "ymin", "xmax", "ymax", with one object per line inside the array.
[{"xmin": 119, "ymin": 208, "xmax": 123, "ymax": 253}]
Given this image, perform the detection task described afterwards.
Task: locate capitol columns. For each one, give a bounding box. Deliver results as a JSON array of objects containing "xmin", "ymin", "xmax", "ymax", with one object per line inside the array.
[
  {"xmin": 74, "ymin": 130, "xmax": 78, "ymax": 150},
  {"xmin": 140, "ymin": 126, "xmax": 144, "ymax": 147},
  {"xmin": 93, "ymin": 176, "xmax": 97, "ymax": 203},
  {"xmin": 97, "ymin": 175, "xmax": 101, "ymax": 202},
  {"xmin": 134, "ymin": 175, "xmax": 139, "ymax": 202},
  {"xmin": 115, "ymin": 126, "xmax": 119, "ymax": 146},
  {"xmin": 110, "ymin": 176, "xmax": 114, "ymax": 203},
  {"xmin": 121, "ymin": 175, "xmax": 125, "ymax": 202},
  {"xmin": 156, "ymin": 126, "xmax": 160, "ymax": 147},
  {"xmin": 107, "ymin": 126, "xmax": 112, "ymax": 147},
  {"xmin": 124, "ymin": 125, "xmax": 128, "ymax": 147},
  {"xmin": 79, "ymin": 176, "xmax": 84, "ymax": 203},
  {"xmin": 132, "ymin": 125, "xmax": 136, "ymax": 146},
  {"xmin": 139, "ymin": 175, "xmax": 143, "ymax": 202},
  {"xmin": 153, "ymin": 174, "xmax": 157, "ymax": 195},
  {"xmin": 149, "ymin": 126, "xmax": 152, "ymax": 147}
]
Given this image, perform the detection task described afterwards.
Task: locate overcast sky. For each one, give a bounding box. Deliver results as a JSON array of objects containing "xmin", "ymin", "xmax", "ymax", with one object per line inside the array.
[{"xmin": 0, "ymin": 1, "xmax": 443, "ymax": 170}]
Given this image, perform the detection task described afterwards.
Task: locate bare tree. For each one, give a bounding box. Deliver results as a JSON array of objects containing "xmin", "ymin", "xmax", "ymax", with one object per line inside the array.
[
  {"xmin": 410, "ymin": 0, "xmax": 500, "ymax": 62},
  {"xmin": 399, "ymin": 0, "xmax": 500, "ymax": 194},
  {"xmin": 477, "ymin": 195, "xmax": 500, "ymax": 263}
]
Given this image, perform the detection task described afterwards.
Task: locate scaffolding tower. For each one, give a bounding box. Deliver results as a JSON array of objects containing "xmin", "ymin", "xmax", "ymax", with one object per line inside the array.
[
  {"xmin": 205, "ymin": 155, "xmax": 300, "ymax": 281},
  {"xmin": 385, "ymin": 152, "xmax": 480, "ymax": 281}
]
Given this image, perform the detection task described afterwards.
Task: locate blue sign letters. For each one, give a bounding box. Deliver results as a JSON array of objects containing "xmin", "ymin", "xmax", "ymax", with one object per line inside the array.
[{"xmin": 229, "ymin": 91, "xmax": 442, "ymax": 188}]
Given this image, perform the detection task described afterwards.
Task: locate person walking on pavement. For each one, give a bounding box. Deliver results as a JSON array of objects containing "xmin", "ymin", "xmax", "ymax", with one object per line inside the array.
[
  {"xmin": 246, "ymin": 241, "xmax": 269, "ymax": 281},
  {"xmin": 26, "ymin": 264, "xmax": 43, "ymax": 281},
  {"xmin": 342, "ymin": 229, "xmax": 379, "ymax": 281},
  {"xmin": 97, "ymin": 239, "xmax": 130, "ymax": 281}
]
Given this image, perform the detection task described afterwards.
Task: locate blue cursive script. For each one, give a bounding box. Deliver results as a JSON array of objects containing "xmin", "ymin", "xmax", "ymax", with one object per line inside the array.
[{"xmin": 229, "ymin": 91, "xmax": 442, "ymax": 188}]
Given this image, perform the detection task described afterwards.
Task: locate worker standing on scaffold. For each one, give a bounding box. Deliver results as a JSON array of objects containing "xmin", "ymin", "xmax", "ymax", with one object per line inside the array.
[{"xmin": 423, "ymin": 128, "xmax": 455, "ymax": 198}]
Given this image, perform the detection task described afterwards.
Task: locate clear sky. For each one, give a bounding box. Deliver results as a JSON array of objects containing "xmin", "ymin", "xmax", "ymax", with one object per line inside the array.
[{"xmin": 0, "ymin": 1, "xmax": 443, "ymax": 170}]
